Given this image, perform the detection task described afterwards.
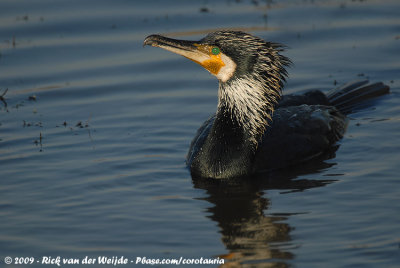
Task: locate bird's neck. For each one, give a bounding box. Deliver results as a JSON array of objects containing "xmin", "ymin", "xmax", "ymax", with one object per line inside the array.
[{"xmin": 217, "ymin": 75, "xmax": 280, "ymax": 145}]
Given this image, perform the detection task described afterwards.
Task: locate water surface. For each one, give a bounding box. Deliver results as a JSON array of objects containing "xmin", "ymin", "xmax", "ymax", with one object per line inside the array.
[{"xmin": 1, "ymin": 0, "xmax": 399, "ymax": 267}]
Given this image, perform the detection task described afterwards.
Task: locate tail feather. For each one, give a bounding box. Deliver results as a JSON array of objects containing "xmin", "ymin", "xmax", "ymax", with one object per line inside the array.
[
  {"xmin": 326, "ymin": 80, "xmax": 369, "ymax": 101},
  {"xmin": 326, "ymin": 80, "xmax": 389, "ymax": 114}
]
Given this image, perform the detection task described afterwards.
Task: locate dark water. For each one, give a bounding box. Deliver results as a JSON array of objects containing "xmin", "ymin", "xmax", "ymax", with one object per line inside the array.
[{"xmin": 1, "ymin": 0, "xmax": 399, "ymax": 267}]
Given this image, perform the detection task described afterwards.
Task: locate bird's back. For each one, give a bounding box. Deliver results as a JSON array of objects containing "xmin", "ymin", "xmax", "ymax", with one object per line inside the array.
[
  {"xmin": 254, "ymin": 80, "xmax": 389, "ymax": 172},
  {"xmin": 253, "ymin": 104, "xmax": 346, "ymax": 172}
]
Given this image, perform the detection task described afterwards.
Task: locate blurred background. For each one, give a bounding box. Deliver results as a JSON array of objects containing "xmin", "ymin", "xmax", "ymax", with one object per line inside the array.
[{"xmin": 0, "ymin": 0, "xmax": 399, "ymax": 267}]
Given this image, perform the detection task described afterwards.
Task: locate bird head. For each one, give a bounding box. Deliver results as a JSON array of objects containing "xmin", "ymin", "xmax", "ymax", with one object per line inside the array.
[{"xmin": 144, "ymin": 31, "xmax": 289, "ymax": 84}]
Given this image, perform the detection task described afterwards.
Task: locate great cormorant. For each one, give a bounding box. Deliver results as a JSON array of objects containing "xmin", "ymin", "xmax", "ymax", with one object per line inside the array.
[{"xmin": 144, "ymin": 31, "xmax": 389, "ymax": 179}]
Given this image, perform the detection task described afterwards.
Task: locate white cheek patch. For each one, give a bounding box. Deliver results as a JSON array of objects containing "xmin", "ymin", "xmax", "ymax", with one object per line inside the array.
[{"xmin": 216, "ymin": 53, "xmax": 236, "ymax": 83}]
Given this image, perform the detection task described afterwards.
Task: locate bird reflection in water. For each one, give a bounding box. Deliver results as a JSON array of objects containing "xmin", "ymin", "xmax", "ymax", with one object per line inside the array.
[{"xmin": 193, "ymin": 154, "xmax": 339, "ymax": 267}]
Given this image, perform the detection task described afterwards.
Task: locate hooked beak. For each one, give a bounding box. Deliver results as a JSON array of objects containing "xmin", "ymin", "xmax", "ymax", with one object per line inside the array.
[
  {"xmin": 143, "ymin": 34, "xmax": 226, "ymax": 76},
  {"xmin": 144, "ymin": 34, "xmax": 197, "ymax": 54}
]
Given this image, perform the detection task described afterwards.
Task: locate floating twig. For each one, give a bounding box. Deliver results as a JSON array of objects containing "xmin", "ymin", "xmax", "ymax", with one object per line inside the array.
[
  {"xmin": 34, "ymin": 132, "xmax": 43, "ymax": 152},
  {"xmin": 0, "ymin": 88, "xmax": 8, "ymax": 108}
]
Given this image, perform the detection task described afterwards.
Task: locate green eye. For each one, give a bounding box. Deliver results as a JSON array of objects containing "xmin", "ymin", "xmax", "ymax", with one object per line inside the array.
[{"xmin": 211, "ymin": 47, "xmax": 220, "ymax": 55}]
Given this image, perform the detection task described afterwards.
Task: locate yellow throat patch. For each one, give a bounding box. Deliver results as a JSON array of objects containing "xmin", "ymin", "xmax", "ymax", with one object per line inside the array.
[{"xmin": 191, "ymin": 44, "xmax": 226, "ymax": 75}]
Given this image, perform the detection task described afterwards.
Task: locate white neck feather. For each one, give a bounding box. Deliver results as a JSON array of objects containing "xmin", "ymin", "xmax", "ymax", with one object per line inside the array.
[{"xmin": 218, "ymin": 75, "xmax": 279, "ymax": 145}]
